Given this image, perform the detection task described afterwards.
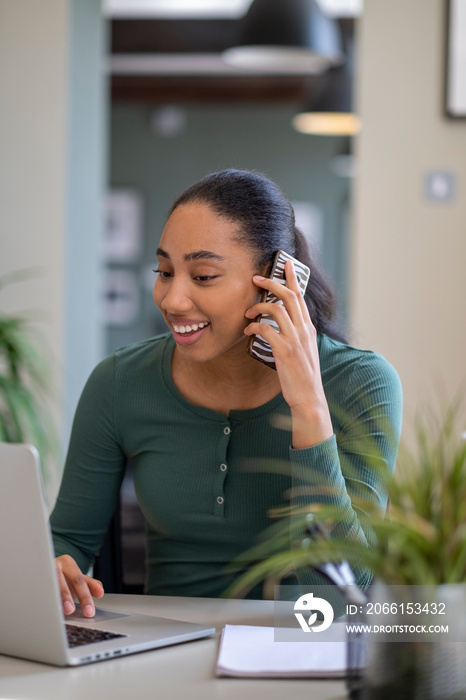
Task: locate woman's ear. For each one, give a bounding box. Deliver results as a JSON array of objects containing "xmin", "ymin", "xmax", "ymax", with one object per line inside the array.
[{"xmin": 257, "ymin": 260, "xmax": 272, "ymax": 279}]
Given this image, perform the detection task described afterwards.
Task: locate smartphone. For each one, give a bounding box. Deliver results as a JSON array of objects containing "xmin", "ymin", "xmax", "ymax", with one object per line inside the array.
[{"xmin": 247, "ymin": 249, "xmax": 311, "ymax": 370}]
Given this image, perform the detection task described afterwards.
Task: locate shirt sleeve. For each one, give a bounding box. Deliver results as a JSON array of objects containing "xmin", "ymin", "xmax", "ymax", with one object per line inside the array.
[
  {"xmin": 50, "ymin": 354, "xmax": 126, "ymax": 573},
  {"xmin": 289, "ymin": 351, "xmax": 403, "ymax": 589}
]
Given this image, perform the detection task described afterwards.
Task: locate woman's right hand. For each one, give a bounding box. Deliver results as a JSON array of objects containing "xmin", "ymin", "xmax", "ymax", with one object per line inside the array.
[{"xmin": 55, "ymin": 555, "xmax": 104, "ymax": 618}]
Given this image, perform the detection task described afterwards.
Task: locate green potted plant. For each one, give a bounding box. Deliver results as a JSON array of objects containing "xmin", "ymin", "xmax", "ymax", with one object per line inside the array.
[
  {"xmin": 0, "ymin": 270, "xmax": 58, "ymax": 483},
  {"xmin": 226, "ymin": 400, "xmax": 466, "ymax": 699}
]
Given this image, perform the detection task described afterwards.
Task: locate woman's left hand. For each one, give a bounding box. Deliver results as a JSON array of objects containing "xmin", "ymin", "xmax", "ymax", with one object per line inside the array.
[{"xmin": 244, "ymin": 260, "xmax": 334, "ymax": 449}]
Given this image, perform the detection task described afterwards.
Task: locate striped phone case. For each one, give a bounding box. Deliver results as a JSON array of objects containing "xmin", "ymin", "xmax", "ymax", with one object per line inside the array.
[{"xmin": 247, "ymin": 249, "xmax": 310, "ymax": 370}]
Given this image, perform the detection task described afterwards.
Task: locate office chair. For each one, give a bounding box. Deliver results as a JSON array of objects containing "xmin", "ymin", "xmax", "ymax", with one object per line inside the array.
[{"xmin": 94, "ymin": 462, "xmax": 145, "ymax": 594}]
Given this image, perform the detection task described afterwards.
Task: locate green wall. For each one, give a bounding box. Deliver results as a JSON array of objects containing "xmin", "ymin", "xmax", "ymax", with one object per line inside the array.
[{"xmin": 108, "ymin": 102, "xmax": 351, "ymax": 353}]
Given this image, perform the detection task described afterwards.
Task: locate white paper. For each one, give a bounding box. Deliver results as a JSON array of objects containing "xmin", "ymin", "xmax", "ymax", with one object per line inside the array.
[{"xmin": 216, "ymin": 623, "xmax": 347, "ymax": 678}]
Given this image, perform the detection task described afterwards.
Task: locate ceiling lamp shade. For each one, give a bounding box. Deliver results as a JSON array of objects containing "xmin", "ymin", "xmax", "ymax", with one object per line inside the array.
[
  {"xmin": 292, "ymin": 20, "xmax": 361, "ymax": 135},
  {"xmin": 222, "ymin": 0, "xmax": 344, "ymax": 74},
  {"xmin": 293, "ymin": 111, "xmax": 360, "ymax": 135},
  {"xmin": 292, "ymin": 69, "xmax": 361, "ymax": 135}
]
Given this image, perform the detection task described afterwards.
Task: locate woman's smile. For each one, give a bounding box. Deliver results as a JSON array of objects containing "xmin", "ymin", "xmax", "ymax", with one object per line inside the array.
[
  {"xmin": 172, "ymin": 322, "xmax": 210, "ymax": 334},
  {"xmin": 171, "ymin": 321, "xmax": 211, "ymax": 346}
]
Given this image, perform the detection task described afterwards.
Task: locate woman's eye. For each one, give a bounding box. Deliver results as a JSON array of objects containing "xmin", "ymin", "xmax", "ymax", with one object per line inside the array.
[
  {"xmin": 153, "ymin": 269, "xmax": 172, "ymax": 279},
  {"xmin": 153, "ymin": 269, "xmax": 217, "ymax": 282}
]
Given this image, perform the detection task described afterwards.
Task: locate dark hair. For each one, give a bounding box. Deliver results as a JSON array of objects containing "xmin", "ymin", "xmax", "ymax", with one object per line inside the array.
[{"xmin": 169, "ymin": 169, "xmax": 346, "ymax": 343}]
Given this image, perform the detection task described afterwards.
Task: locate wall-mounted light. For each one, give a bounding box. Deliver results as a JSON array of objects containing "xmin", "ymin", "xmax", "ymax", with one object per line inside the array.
[
  {"xmin": 150, "ymin": 105, "xmax": 187, "ymax": 137},
  {"xmin": 222, "ymin": 0, "xmax": 344, "ymax": 74}
]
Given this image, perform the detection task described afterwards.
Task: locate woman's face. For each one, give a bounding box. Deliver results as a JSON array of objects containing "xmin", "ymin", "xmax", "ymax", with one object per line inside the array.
[{"xmin": 153, "ymin": 202, "xmax": 263, "ymax": 364}]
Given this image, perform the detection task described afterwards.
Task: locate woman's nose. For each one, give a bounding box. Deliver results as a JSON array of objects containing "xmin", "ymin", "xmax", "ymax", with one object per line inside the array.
[{"xmin": 160, "ymin": 278, "xmax": 193, "ymax": 313}]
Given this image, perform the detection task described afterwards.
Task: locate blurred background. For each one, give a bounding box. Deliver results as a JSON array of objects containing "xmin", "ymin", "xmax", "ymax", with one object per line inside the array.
[{"xmin": 1, "ymin": 0, "xmax": 465, "ymax": 498}]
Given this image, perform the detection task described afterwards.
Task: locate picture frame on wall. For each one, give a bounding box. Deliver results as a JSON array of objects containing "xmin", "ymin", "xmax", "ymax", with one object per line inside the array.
[
  {"xmin": 445, "ymin": 0, "xmax": 466, "ymax": 118},
  {"xmin": 104, "ymin": 189, "xmax": 143, "ymax": 263},
  {"xmin": 102, "ymin": 269, "xmax": 140, "ymax": 326}
]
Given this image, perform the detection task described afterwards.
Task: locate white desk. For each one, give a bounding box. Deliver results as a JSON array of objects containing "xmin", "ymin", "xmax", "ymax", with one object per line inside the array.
[{"xmin": 0, "ymin": 594, "xmax": 347, "ymax": 700}]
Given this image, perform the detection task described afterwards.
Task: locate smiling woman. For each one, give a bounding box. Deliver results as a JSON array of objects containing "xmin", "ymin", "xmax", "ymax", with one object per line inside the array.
[
  {"xmin": 153, "ymin": 201, "xmax": 267, "ymax": 373},
  {"xmin": 50, "ymin": 169, "xmax": 402, "ymax": 614}
]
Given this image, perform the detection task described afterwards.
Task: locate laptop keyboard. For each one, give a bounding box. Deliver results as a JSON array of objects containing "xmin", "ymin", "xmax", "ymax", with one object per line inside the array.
[{"xmin": 66, "ymin": 623, "xmax": 126, "ymax": 648}]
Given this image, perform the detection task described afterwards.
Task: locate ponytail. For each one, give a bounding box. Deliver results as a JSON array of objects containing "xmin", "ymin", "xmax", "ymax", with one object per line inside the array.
[{"xmin": 294, "ymin": 228, "xmax": 347, "ymax": 343}]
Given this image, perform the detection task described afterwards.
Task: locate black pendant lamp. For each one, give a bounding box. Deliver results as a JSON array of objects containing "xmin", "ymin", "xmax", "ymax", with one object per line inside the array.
[
  {"xmin": 222, "ymin": 0, "xmax": 344, "ymax": 74},
  {"xmin": 292, "ymin": 20, "xmax": 361, "ymax": 135}
]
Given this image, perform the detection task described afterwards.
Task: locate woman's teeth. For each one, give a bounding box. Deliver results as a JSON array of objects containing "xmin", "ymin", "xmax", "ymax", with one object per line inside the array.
[{"xmin": 173, "ymin": 322, "xmax": 210, "ymax": 334}]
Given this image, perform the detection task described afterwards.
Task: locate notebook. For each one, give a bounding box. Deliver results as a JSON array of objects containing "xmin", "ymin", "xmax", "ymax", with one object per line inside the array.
[
  {"xmin": 0, "ymin": 443, "xmax": 215, "ymax": 666},
  {"xmin": 216, "ymin": 623, "xmax": 348, "ymax": 678}
]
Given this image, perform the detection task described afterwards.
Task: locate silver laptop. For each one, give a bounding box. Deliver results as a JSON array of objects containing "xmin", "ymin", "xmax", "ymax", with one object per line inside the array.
[{"xmin": 0, "ymin": 443, "xmax": 215, "ymax": 666}]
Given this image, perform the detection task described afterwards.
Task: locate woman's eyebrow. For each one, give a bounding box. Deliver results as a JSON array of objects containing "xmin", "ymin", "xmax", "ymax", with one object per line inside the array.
[
  {"xmin": 185, "ymin": 250, "xmax": 226, "ymax": 262},
  {"xmin": 156, "ymin": 247, "xmax": 226, "ymax": 263}
]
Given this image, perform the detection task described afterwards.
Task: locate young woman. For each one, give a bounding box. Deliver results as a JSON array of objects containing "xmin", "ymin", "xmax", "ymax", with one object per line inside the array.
[{"xmin": 51, "ymin": 169, "xmax": 402, "ymax": 617}]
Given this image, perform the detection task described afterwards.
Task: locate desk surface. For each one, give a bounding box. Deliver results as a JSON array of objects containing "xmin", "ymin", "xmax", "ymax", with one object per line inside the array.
[{"xmin": 0, "ymin": 594, "xmax": 347, "ymax": 700}]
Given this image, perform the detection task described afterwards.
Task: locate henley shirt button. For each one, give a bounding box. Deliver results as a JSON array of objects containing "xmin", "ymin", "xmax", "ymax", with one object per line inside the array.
[
  {"xmin": 217, "ymin": 496, "xmax": 224, "ymax": 505},
  {"xmin": 223, "ymin": 426, "xmax": 231, "ymax": 435},
  {"xmin": 220, "ymin": 464, "xmax": 227, "ymax": 471}
]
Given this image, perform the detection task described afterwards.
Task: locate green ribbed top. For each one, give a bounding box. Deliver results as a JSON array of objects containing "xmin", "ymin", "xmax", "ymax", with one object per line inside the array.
[{"xmin": 51, "ymin": 333, "xmax": 402, "ymax": 598}]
